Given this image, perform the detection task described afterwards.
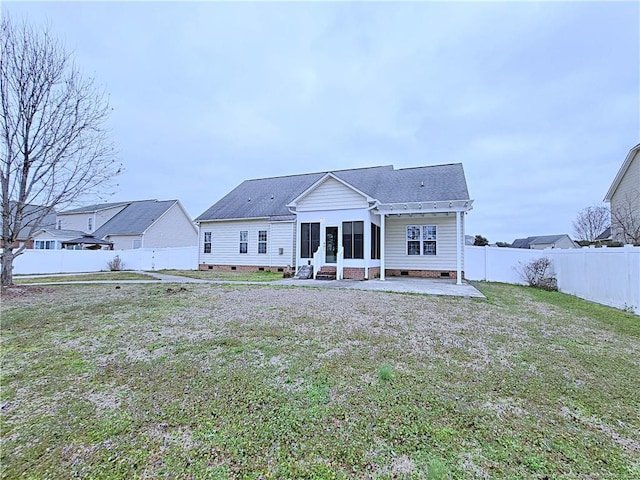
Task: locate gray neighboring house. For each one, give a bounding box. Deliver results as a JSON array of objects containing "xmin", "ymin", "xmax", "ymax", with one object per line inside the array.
[
  {"xmin": 195, "ymin": 163, "xmax": 473, "ymax": 282},
  {"xmin": 32, "ymin": 199, "xmax": 198, "ymax": 250},
  {"xmin": 511, "ymin": 234, "xmax": 579, "ymax": 250}
]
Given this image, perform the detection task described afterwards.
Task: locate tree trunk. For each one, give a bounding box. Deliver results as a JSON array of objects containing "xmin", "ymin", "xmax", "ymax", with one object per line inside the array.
[{"xmin": 1, "ymin": 248, "xmax": 14, "ymax": 286}]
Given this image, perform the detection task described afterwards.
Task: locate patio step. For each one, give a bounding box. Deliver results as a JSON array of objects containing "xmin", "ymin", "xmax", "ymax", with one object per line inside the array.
[{"xmin": 316, "ymin": 266, "xmax": 336, "ymax": 281}]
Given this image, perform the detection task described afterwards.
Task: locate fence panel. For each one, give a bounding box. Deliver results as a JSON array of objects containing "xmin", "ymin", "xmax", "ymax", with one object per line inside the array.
[
  {"xmin": 10, "ymin": 246, "xmax": 198, "ymax": 275},
  {"xmin": 465, "ymin": 245, "xmax": 640, "ymax": 314}
]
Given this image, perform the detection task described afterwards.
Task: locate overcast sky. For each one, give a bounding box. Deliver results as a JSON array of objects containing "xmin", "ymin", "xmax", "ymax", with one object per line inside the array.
[{"xmin": 5, "ymin": 1, "xmax": 639, "ymax": 243}]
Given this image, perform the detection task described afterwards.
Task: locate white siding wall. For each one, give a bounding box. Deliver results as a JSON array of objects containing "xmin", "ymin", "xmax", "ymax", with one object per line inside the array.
[
  {"xmin": 57, "ymin": 205, "xmax": 126, "ymax": 233},
  {"xmin": 199, "ymin": 219, "xmax": 295, "ymax": 267},
  {"xmin": 385, "ymin": 215, "xmax": 458, "ymax": 270},
  {"xmin": 611, "ymin": 153, "xmax": 640, "ymax": 242},
  {"xmin": 107, "ymin": 235, "xmax": 143, "ymax": 250},
  {"xmin": 143, "ymin": 203, "xmax": 198, "ymax": 248},
  {"xmin": 296, "ymin": 178, "xmax": 368, "ymax": 212}
]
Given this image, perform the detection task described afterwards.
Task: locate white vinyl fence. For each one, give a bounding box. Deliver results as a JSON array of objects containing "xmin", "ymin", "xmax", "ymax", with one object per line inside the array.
[
  {"xmin": 10, "ymin": 246, "xmax": 198, "ymax": 274},
  {"xmin": 465, "ymin": 245, "xmax": 640, "ymax": 314}
]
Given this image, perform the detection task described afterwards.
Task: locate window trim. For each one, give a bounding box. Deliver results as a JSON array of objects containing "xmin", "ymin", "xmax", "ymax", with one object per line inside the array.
[
  {"xmin": 239, "ymin": 230, "xmax": 248, "ymax": 254},
  {"xmin": 407, "ymin": 224, "xmax": 437, "ymax": 256},
  {"xmin": 258, "ymin": 230, "xmax": 267, "ymax": 254},
  {"xmin": 203, "ymin": 231, "xmax": 212, "ymax": 254}
]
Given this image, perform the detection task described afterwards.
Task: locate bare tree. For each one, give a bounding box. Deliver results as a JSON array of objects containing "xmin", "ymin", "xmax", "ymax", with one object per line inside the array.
[
  {"xmin": 611, "ymin": 191, "xmax": 640, "ymax": 245},
  {"xmin": 572, "ymin": 205, "xmax": 610, "ymax": 243},
  {"xmin": 1, "ymin": 16, "xmax": 121, "ymax": 286}
]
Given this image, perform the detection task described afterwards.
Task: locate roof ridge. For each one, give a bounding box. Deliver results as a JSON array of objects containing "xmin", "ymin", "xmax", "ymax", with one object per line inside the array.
[{"xmin": 244, "ymin": 165, "xmax": 394, "ymax": 182}]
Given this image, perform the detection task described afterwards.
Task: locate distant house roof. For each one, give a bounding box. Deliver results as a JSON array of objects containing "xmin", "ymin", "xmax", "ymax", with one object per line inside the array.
[
  {"xmin": 1, "ymin": 203, "xmax": 57, "ymax": 239},
  {"xmin": 34, "ymin": 228, "xmax": 86, "ymax": 238},
  {"xmin": 61, "ymin": 202, "xmax": 130, "ymax": 214},
  {"xmin": 605, "ymin": 143, "xmax": 640, "ymax": 201},
  {"xmin": 93, "ymin": 200, "xmax": 179, "ymax": 237},
  {"xmin": 595, "ymin": 227, "xmax": 612, "ymax": 241},
  {"xmin": 196, "ymin": 163, "xmax": 470, "ymax": 221},
  {"xmin": 511, "ymin": 234, "xmax": 577, "ymax": 249}
]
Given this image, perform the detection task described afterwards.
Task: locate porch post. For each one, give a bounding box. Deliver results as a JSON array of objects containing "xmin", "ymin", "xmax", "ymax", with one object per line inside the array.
[
  {"xmin": 456, "ymin": 210, "xmax": 462, "ymax": 285},
  {"xmin": 380, "ymin": 213, "xmax": 386, "ymax": 280}
]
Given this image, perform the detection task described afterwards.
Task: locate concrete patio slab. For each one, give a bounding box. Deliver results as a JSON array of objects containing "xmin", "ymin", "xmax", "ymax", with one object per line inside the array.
[{"xmin": 273, "ymin": 276, "xmax": 485, "ymax": 298}]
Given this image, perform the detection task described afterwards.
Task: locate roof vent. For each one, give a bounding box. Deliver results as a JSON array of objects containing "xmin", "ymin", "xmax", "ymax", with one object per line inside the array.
[
  {"xmin": 248, "ymin": 198, "xmax": 251, "ymax": 202},
  {"xmin": 270, "ymin": 195, "xmax": 274, "ymax": 200},
  {"xmin": 420, "ymin": 181, "xmax": 424, "ymax": 187}
]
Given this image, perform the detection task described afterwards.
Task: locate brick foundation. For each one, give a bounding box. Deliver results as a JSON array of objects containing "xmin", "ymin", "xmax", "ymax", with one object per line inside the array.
[
  {"xmin": 198, "ymin": 264, "xmax": 287, "ymax": 273},
  {"xmin": 385, "ymin": 269, "xmax": 463, "ymax": 279}
]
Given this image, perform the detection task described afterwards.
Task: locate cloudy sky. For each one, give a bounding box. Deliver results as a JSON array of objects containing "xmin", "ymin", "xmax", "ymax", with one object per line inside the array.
[{"xmin": 5, "ymin": 1, "xmax": 639, "ymax": 243}]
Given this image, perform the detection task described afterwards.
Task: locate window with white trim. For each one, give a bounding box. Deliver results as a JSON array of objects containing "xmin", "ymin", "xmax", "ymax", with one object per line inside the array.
[
  {"xmin": 203, "ymin": 231, "xmax": 212, "ymax": 253},
  {"xmin": 407, "ymin": 225, "xmax": 437, "ymax": 255},
  {"xmin": 35, "ymin": 240, "xmax": 58, "ymax": 250},
  {"xmin": 258, "ymin": 230, "xmax": 267, "ymax": 254},
  {"xmin": 239, "ymin": 231, "xmax": 248, "ymax": 254}
]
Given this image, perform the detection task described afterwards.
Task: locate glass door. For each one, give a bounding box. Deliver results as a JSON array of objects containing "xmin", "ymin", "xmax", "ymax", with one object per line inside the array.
[{"xmin": 325, "ymin": 227, "xmax": 338, "ymax": 263}]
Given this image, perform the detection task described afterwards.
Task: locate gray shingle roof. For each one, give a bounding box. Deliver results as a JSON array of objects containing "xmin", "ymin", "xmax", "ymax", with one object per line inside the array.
[
  {"xmin": 196, "ymin": 164, "xmax": 470, "ymax": 221},
  {"xmin": 61, "ymin": 202, "xmax": 130, "ymax": 214},
  {"xmin": 93, "ymin": 200, "xmax": 177, "ymax": 237},
  {"xmin": 511, "ymin": 234, "xmax": 573, "ymax": 248}
]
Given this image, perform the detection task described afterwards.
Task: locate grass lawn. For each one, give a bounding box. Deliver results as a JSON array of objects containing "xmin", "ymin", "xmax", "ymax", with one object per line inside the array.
[
  {"xmin": 1, "ymin": 282, "xmax": 638, "ymax": 479},
  {"xmin": 13, "ymin": 271, "xmax": 155, "ymax": 284},
  {"xmin": 157, "ymin": 269, "xmax": 284, "ymax": 282}
]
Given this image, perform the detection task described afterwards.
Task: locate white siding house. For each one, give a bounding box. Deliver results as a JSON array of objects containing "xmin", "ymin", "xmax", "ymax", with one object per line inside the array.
[
  {"xmin": 195, "ymin": 164, "xmax": 473, "ymax": 282},
  {"xmin": 35, "ymin": 200, "xmax": 198, "ymax": 250}
]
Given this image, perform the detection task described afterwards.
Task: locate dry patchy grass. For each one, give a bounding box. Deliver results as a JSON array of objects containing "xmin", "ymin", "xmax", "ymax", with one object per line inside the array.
[{"xmin": 1, "ymin": 282, "xmax": 639, "ymax": 479}]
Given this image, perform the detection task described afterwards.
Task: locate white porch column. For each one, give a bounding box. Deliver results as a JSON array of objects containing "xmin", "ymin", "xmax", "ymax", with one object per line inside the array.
[
  {"xmin": 380, "ymin": 213, "xmax": 386, "ymax": 280},
  {"xmin": 456, "ymin": 211, "xmax": 462, "ymax": 285}
]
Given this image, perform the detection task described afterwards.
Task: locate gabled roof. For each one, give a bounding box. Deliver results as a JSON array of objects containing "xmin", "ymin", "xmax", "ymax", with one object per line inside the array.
[
  {"xmin": 605, "ymin": 143, "xmax": 640, "ymax": 201},
  {"xmin": 196, "ymin": 163, "xmax": 470, "ymax": 221},
  {"xmin": 511, "ymin": 234, "xmax": 575, "ymax": 249},
  {"xmin": 93, "ymin": 200, "xmax": 178, "ymax": 237},
  {"xmin": 34, "ymin": 228, "xmax": 86, "ymax": 238}
]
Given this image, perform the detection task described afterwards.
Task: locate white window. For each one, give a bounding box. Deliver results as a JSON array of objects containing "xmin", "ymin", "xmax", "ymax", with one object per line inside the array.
[
  {"xmin": 87, "ymin": 217, "xmax": 93, "ymax": 232},
  {"xmin": 57, "ymin": 219, "xmax": 62, "ymax": 230},
  {"xmin": 239, "ymin": 231, "xmax": 248, "ymax": 254},
  {"xmin": 35, "ymin": 240, "xmax": 57, "ymax": 250},
  {"xmin": 407, "ymin": 225, "xmax": 437, "ymax": 256},
  {"xmin": 258, "ymin": 230, "xmax": 267, "ymax": 254},
  {"xmin": 407, "ymin": 226, "xmax": 421, "ymax": 255},
  {"xmin": 203, "ymin": 232, "xmax": 212, "ymax": 253},
  {"xmin": 422, "ymin": 225, "xmax": 437, "ymax": 256},
  {"xmin": 133, "ymin": 239, "xmax": 142, "ymax": 249}
]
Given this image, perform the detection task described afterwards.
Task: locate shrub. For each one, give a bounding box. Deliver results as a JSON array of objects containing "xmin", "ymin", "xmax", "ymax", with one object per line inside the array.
[
  {"xmin": 516, "ymin": 256, "xmax": 557, "ymax": 291},
  {"xmin": 107, "ymin": 255, "xmax": 125, "ymax": 271}
]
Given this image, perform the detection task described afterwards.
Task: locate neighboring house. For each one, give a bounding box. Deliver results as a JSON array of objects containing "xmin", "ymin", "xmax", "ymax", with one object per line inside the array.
[
  {"xmin": 0, "ymin": 203, "xmax": 56, "ymax": 249},
  {"xmin": 195, "ymin": 164, "xmax": 473, "ymax": 283},
  {"xmin": 32, "ymin": 199, "xmax": 198, "ymax": 250},
  {"xmin": 511, "ymin": 234, "xmax": 579, "ymax": 250},
  {"xmin": 595, "ymin": 227, "xmax": 612, "ymax": 242},
  {"xmin": 604, "ymin": 143, "xmax": 640, "ymax": 245}
]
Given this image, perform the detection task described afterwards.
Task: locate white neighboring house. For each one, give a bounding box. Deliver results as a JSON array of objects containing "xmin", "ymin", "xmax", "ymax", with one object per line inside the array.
[
  {"xmin": 195, "ymin": 164, "xmax": 473, "ymax": 283},
  {"xmin": 32, "ymin": 199, "xmax": 198, "ymax": 250},
  {"xmin": 511, "ymin": 234, "xmax": 579, "ymax": 250},
  {"xmin": 605, "ymin": 143, "xmax": 640, "ymax": 245}
]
